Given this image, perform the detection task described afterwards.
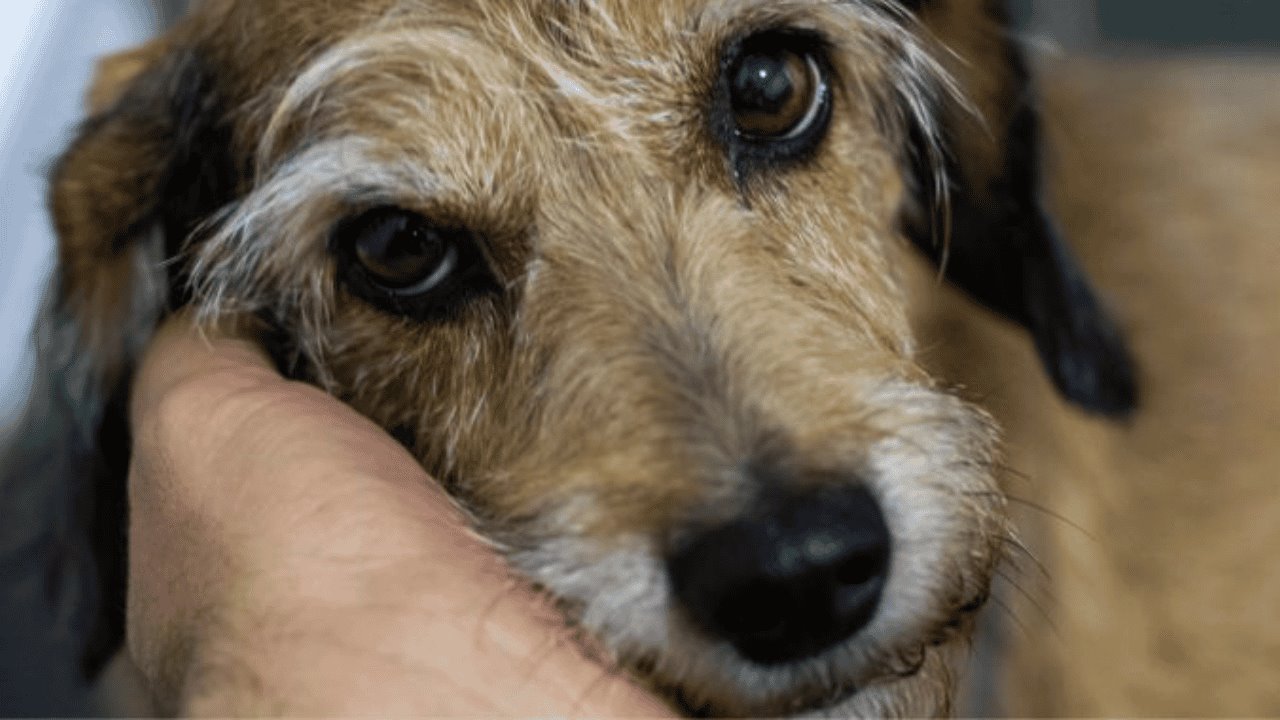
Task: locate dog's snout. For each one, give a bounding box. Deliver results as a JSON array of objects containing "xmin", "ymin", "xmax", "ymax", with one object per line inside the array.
[{"xmin": 667, "ymin": 485, "xmax": 890, "ymax": 665}]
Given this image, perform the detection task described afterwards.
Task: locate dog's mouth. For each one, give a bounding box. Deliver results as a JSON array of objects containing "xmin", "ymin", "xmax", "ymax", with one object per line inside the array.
[
  {"xmin": 608, "ymin": 590, "xmax": 991, "ymax": 717},
  {"xmin": 628, "ymin": 653, "xmax": 864, "ymax": 717},
  {"xmin": 667, "ymin": 666, "xmax": 865, "ymax": 718}
]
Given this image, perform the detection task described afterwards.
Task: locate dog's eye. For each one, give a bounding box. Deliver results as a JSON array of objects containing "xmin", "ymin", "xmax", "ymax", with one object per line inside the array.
[
  {"xmin": 349, "ymin": 209, "xmax": 456, "ymax": 292},
  {"xmin": 730, "ymin": 44, "xmax": 822, "ymax": 139},
  {"xmin": 715, "ymin": 31, "xmax": 833, "ymax": 173},
  {"xmin": 332, "ymin": 206, "xmax": 497, "ymax": 319}
]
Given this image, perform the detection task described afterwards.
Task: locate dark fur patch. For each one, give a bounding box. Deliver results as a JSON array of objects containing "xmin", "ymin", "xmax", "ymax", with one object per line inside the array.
[
  {"xmin": 255, "ymin": 311, "xmax": 312, "ymax": 381},
  {"xmin": 902, "ymin": 3, "xmax": 1138, "ymax": 416},
  {"xmin": 156, "ymin": 53, "xmax": 242, "ymax": 307}
]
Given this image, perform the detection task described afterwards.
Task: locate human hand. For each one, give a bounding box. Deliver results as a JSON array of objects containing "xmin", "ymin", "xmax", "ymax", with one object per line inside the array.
[{"xmin": 126, "ymin": 313, "xmax": 671, "ymax": 716}]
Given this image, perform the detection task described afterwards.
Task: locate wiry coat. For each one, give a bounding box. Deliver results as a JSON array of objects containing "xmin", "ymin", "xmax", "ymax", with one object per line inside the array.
[{"xmin": 2, "ymin": 0, "xmax": 1142, "ymax": 715}]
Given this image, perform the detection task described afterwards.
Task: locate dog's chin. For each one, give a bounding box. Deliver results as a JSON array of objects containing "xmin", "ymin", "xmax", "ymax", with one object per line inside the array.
[
  {"xmin": 796, "ymin": 641, "xmax": 967, "ymax": 719},
  {"xmin": 644, "ymin": 628, "xmax": 969, "ymax": 718}
]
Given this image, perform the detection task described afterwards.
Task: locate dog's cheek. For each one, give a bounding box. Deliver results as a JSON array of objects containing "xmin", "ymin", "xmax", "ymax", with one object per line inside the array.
[{"xmin": 313, "ymin": 302, "xmax": 526, "ymax": 488}]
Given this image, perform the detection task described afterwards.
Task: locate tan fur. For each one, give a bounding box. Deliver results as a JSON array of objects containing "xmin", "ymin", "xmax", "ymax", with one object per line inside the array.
[
  {"xmin": 53, "ymin": 1, "xmax": 1244, "ymax": 717},
  {"xmin": 912, "ymin": 57, "xmax": 1280, "ymax": 715},
  {"xmin": 86, "ymin": 39, "xmax": 174, "ymax": 114},
  {"xmin": 178, "ymin": 7, "xmax": 1005, "ymax": 716},
  {"xmin": 49, "ymin": 1, "xmax": 1008, "ymax": 715}
]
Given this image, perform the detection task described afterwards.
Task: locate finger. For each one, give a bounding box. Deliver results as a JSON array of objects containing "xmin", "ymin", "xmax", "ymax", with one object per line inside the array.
[
  {"xmin": 129, "ymin": 311, "xmax": 280, "ymax": 423},
  {"xmin": 124, "ymin": 319, "xmax": 672, "ymax": 715}
]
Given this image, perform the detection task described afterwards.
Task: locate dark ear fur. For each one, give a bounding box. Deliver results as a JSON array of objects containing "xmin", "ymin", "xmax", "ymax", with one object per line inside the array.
[
  {"xmin": 0, "ymin": 42, "xmax": 239, "ymax": 688},
  {"xmin": 902, "ymin": 0, "xmax": 1138, "ymax": 416}
]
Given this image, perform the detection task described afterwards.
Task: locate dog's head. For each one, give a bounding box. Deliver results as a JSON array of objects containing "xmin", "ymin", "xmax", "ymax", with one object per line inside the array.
[{"xmin": 36, "ymin": 0, "xmax": 1132, "ymax": 715}]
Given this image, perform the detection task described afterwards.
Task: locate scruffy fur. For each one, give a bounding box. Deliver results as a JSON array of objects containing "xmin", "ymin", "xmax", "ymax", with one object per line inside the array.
[{"xmin": 1, "ymin": 1, "xmax": 1162, "ymax": 716}]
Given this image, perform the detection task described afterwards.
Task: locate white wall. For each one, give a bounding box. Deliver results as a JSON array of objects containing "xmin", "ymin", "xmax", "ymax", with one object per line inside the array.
[{"xmin": 0, "ymin": 1, "xmax": 159, "ymax": 422}]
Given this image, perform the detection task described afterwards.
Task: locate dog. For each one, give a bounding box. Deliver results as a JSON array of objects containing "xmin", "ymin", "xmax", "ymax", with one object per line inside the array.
[{"xmin": 1, "ymin": 0, "xmax": 1138, "ymax": 715}]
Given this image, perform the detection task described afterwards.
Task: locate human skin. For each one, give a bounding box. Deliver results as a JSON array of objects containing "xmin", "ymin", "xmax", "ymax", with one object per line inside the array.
[{"xmin": 126, "ymin": 314, "xmax": 672, "ymax": 716}]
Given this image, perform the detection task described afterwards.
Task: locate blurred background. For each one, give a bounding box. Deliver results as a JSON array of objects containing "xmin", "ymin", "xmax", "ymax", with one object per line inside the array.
[{"xmin": 2, "ymin": 0, "xmax": 1279, "ymax": 425}]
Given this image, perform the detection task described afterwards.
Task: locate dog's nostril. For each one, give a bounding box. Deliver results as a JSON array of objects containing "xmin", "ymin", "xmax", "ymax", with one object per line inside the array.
[{"xmin": 667, "ymin": 485, "xmax": 891, "ymax": 665}]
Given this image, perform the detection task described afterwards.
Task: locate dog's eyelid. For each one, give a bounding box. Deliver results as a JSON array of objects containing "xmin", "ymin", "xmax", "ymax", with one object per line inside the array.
[{"xmin": 717, "ymin": 25, "xmax": 835, "ymax": 70}]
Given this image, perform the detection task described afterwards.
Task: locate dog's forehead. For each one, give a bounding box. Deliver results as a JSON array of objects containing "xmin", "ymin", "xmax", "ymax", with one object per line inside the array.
[
  {"xmin": 229, "ymin": 0, "xmax": 843, "ymax": 40},
  {"xmin": 244, "ymin": 1, "xmax": 914, "ymax": 162},
  {"xmin": 223, "ymin": 0, "xmax": 899, "ymax": 200},
  {"xmin": 210, "ymin": 0, "xmax": 888, "ymax": 108}
]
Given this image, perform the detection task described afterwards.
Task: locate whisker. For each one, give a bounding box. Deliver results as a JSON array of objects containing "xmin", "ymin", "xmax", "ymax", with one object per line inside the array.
[
  {"xmin": 994, "ymin": 568, "xmax": 1059, "ymax": 639},
  {"xmin": 964, "ymin": 490, "xmax": 1097, "ymax": 542},
  {"xmin": 997, "ymin": 531, "xmax": 1051, "ymax": 582},
  {"xmin": 992, "ymin": 461, "xmax": 1035, "ymax": 486},
  {"xmin": 988, "ymin": 592, "xmax": 1032, "ymax": 644},
  {"xmin": 1006, "ymin": 495, "xmax": 1096, "ymax": 542}
]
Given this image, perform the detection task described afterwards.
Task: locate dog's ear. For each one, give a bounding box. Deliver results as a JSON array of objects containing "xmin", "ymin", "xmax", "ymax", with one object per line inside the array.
[
  {"xmin": 86, "ymin": 36, "xmax": 172, "ymax": 115},
  {"xmin": 52, "ymin": 41, "xmax": 238, "ymax": 388},
  {"xmin": 899, "ymin": 0, "xmax": 1138, "ymax": 417},
  {"xmin": 0, "ymin": 38, "xmax": 240, "ymax": 682}
]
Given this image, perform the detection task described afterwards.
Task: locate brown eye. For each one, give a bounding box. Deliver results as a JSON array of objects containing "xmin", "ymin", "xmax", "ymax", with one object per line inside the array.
[
  {"xmin": 349, "ymin": 209, "xmax": 456, "ymax": 292},
  {"xmin": 332, "ymin": 206, "xmax": 498, "ymax": 320},
  {"xmin": 729, "ymin": 45, "xmax": 825, "ymax": 140},
  {"xmin": 714, "ymin": 31, "xmax": 834, "ymax": 174}
]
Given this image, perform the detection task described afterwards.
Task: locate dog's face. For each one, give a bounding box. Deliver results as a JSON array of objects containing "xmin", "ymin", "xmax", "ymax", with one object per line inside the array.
[{"xmin": 44, "ymin": 0, "xmax": 1129, "ymax": 715}]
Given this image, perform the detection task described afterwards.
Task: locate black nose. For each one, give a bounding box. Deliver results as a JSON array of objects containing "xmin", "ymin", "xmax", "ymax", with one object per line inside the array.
[{"xmin": 667, "ymin": 486, "xmax": 890, "ymax": 665}]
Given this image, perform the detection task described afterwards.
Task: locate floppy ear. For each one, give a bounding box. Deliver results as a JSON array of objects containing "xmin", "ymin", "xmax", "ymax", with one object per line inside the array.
[
  {"xmin": 0, "ymin": 38, "xmax": 239, "ymax": 682},
  {"xmin": 900, "ymin": 0, "xmax": 1138, "ymax": 417}
]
